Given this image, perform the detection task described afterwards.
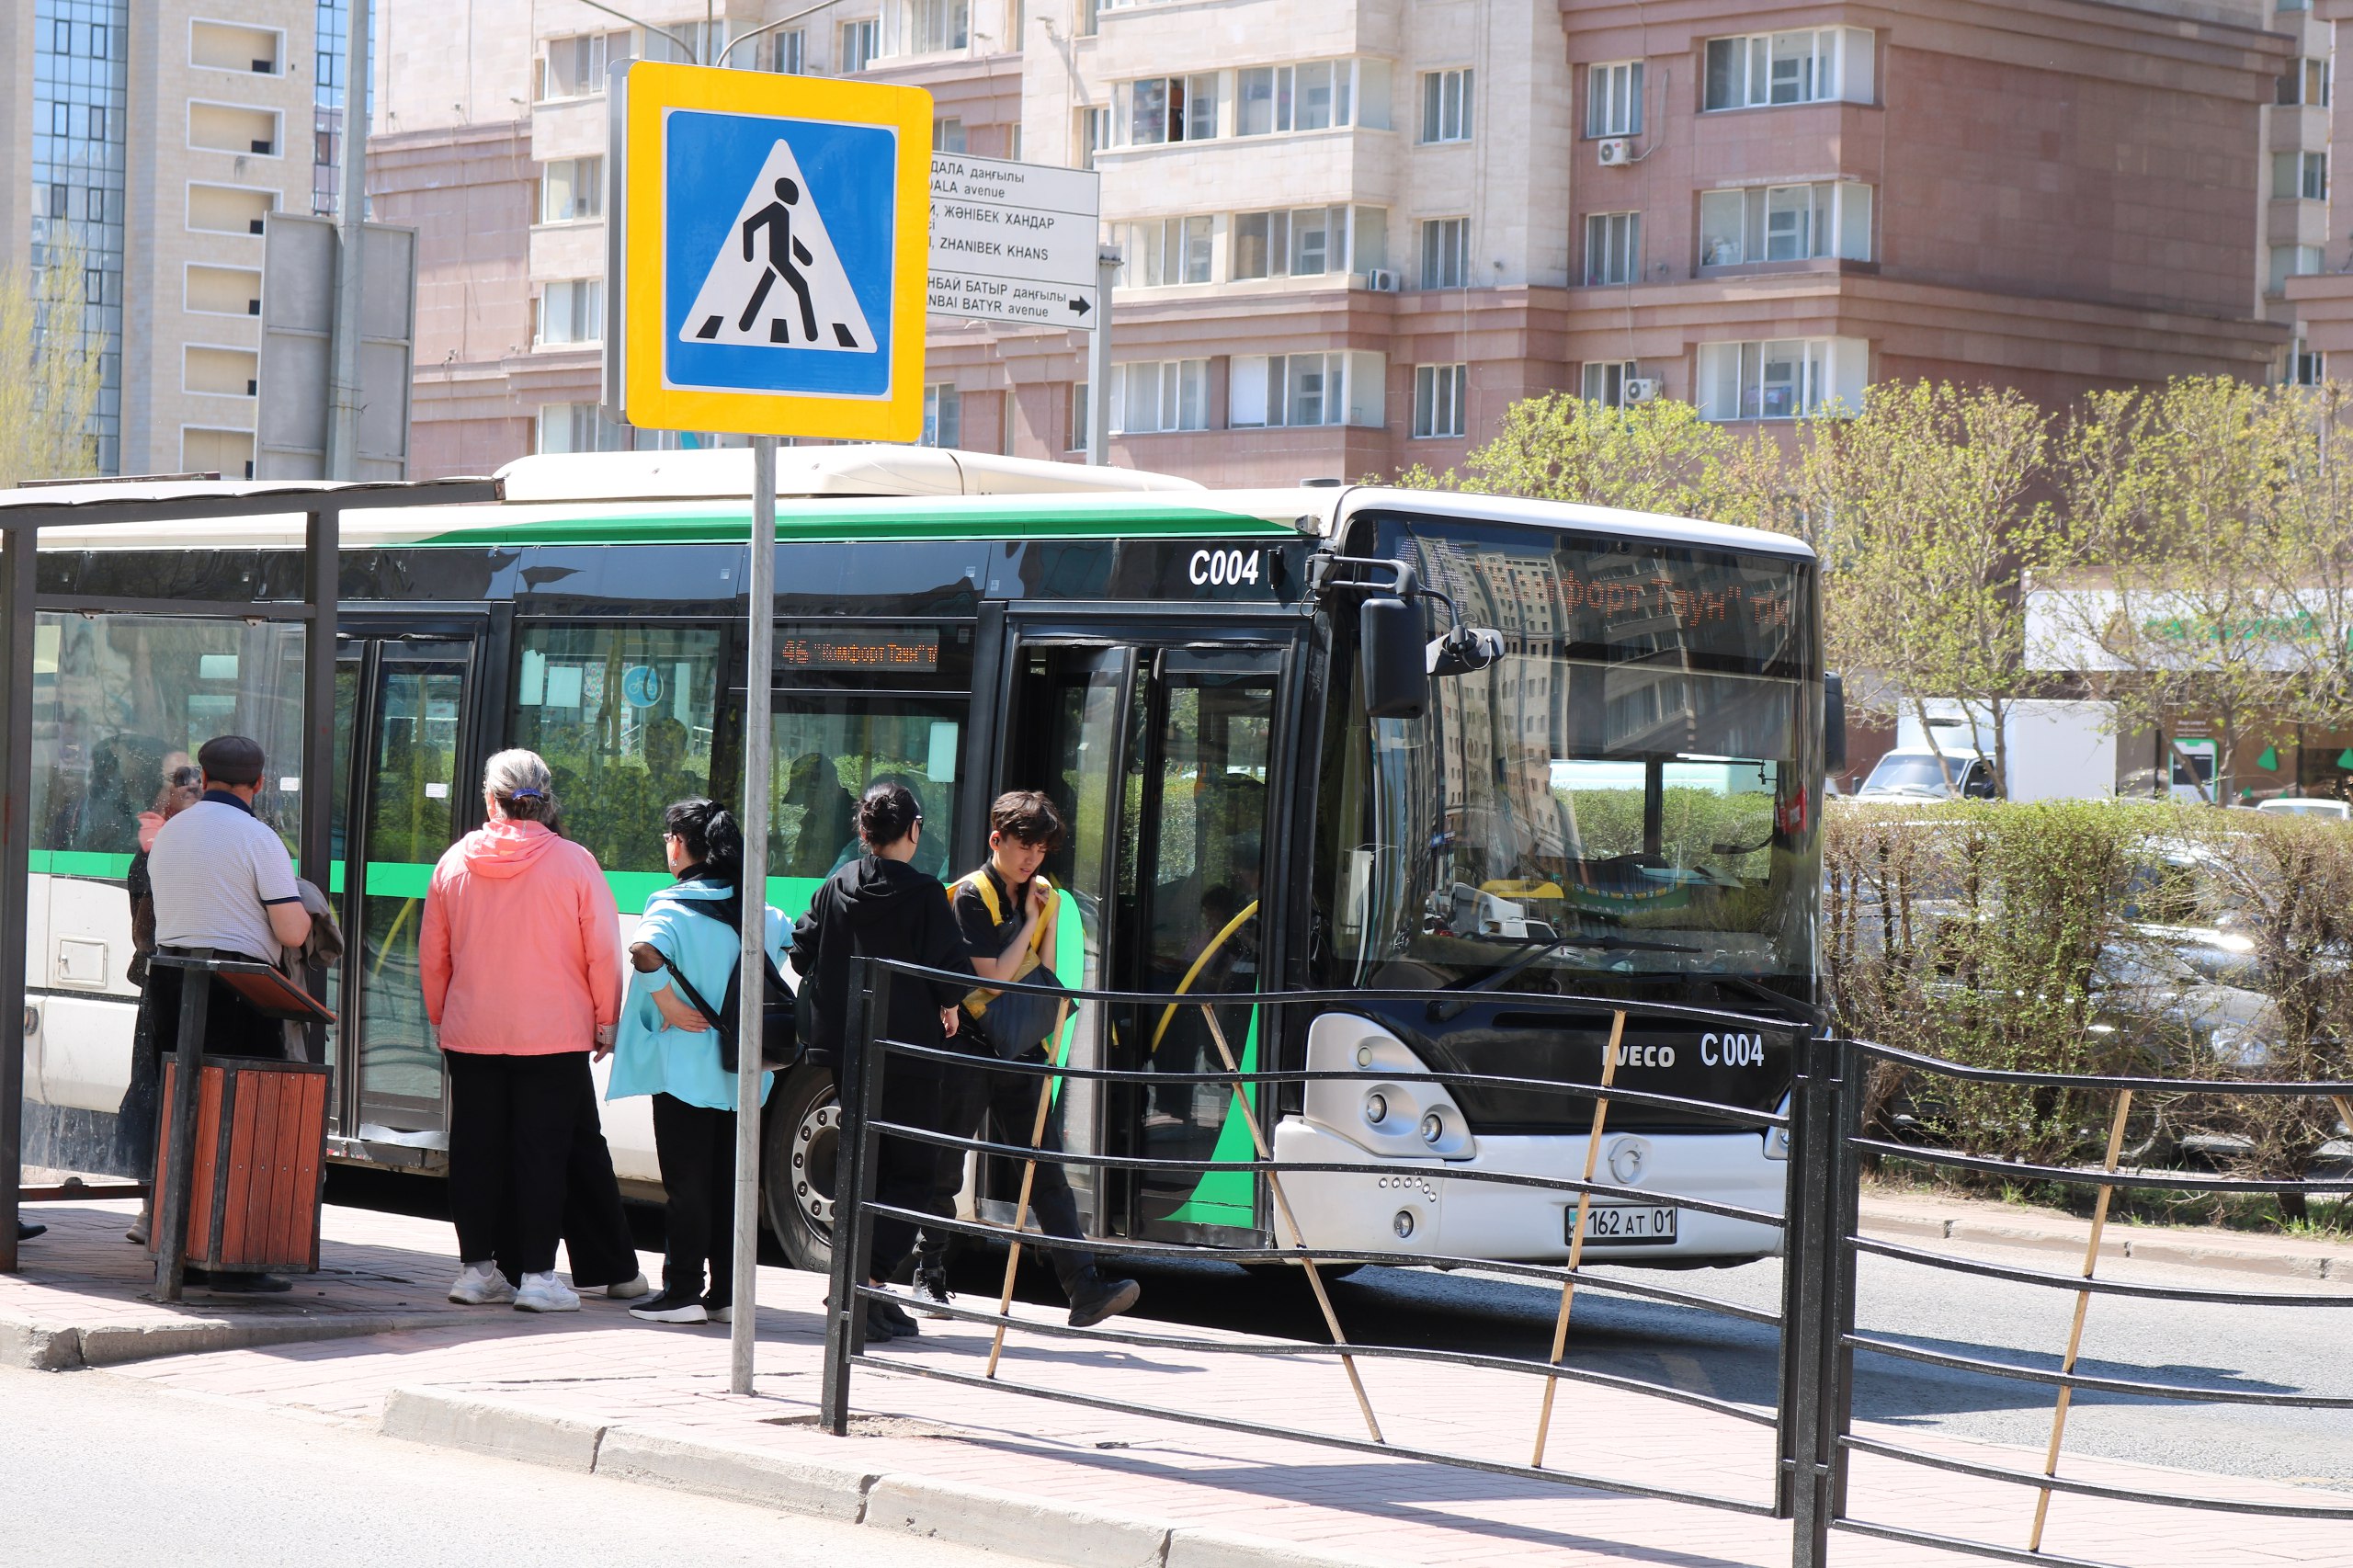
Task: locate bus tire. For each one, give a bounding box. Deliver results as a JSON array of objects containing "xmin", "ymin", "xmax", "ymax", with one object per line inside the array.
[{"xmin": 762, "ymin": 1063, "xmax": 840, "ymax": 1276}]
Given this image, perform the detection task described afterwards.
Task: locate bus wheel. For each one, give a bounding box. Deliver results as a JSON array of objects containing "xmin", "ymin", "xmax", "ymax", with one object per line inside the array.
[{"xmin": 762, "ymin": 1063, "xmax": 838, "ymax": 1275}]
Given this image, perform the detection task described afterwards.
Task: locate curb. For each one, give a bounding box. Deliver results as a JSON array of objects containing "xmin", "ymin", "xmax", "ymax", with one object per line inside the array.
[
  {"xmin": 379, "ymin": 1385, "xmax": 1418, "ymax": 1568},
  {"xmin": 1860, "ymin": 1209, "xmax": 2348, "ymax": 1282},
  {"xmin": 3, "ymin": 1309, "xmax": 454, "ymax": 1371}
]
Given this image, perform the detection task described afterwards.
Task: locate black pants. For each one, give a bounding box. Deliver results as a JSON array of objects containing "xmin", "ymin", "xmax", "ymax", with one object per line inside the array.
[
  {"xmin": 446, "ymin": 1051, "xmax": 589, "ymax": 1277},
  {"xmin": 867, "ymin": 1054, "xmax": 949, "ymax": 1283},
  {"xmin": 498, "ymin": 1073, "xmax": 640, "ymax": 1290},
  {"xmin": 650, "ymin": 1093, "xmax": 736, "ymax": 1301},
  {"xmin": 921, "ymin": 1047, "xmax": 1094, "ymax": 1295}
]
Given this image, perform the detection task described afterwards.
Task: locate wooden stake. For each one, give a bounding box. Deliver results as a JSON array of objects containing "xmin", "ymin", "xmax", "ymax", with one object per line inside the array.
[
  {"xmin": 2028, "ymin": 1087, "xmax": 2133, "ymax": 1553},
  {"xmin": 1531, "ymin": 1009, "xmax": 1624, "ymax": 1470},
  {"xmin": 1199, "ymin": 1006, "xmax": 1385, "ymax": 1445},
  {"xmin": 984, "ymin": 998, "xmax": 1073, "ymax": 1381}
]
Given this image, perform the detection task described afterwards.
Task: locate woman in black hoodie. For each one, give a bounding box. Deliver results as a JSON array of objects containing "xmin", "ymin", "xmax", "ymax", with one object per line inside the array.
[{"xmin": 790, "ymin": 779, "xmax": 973, "ymax": 1340}]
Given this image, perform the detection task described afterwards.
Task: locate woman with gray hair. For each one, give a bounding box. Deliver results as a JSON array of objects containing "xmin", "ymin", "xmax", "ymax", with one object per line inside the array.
[{"xmin": 421, "ymin": 749, "xmax": 623, "ymax": 1312}]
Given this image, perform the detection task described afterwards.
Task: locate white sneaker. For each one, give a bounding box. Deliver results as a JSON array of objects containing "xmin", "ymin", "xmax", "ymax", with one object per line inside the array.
[
  {"xmin": 449, "ymin": 1264, "xmax": 514, "ymax": 1305},
  {"xmin": 514, "ymin": 1271, "xmax": 581, "ymax": 1313},
  {"xmin": 603, "ymin": 1272, "xmax": 654, "ymax": 1301},
  {"xmin": 708, "ymin": 1303, "xmax": 733, "ymax": 1324}
]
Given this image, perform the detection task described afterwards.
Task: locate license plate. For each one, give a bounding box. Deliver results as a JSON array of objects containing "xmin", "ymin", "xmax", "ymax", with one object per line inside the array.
[{"xmin": 1573, "ymin": 1204, "xmax": 1678, "ymax": 1246}]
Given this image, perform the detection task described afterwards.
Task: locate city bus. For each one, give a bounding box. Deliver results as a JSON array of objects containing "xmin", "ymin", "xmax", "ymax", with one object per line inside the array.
[{"xmin": 19, "ymin": 446, "xmax": 1821, "ymax": 1273}]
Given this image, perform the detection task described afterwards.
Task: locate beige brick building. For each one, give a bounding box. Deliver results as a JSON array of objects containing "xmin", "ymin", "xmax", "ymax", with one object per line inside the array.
[{"xmin": 371, "ymin": 0, "xmax": 2318, "ymax": 485}]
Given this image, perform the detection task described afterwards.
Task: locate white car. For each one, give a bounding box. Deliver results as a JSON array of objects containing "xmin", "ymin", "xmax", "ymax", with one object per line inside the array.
[{"xmin": 2255, "ymin": 797, "xmax": 2350, "ymax": 821}]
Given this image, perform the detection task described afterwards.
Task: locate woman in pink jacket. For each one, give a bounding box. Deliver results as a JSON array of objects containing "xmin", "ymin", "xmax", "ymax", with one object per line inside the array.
[{"xmin": 421, "ymin": 749, "xmax": 621, "ymax": 1312}]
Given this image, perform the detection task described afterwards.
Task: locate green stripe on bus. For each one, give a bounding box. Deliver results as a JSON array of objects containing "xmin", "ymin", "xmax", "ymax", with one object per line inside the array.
[
  {"xmin": 28, "ymin": 850, "xmax": 135, "ymax": 879},
  {"xmin": 416, "ymin": 502, "xmax": 1297, "ymax": 549},
  {"xmin": 1163, "ymin": 1007, "xmax": 1261, "ymax": 1229}
]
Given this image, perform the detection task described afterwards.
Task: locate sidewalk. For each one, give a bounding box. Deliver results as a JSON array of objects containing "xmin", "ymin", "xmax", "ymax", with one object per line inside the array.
[{"xmin": 9, "ymin": 1196, "xmax": 2349, "ymax": 1568}]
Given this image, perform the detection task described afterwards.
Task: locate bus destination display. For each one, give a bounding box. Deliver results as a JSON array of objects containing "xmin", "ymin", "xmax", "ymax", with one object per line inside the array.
[{"xmin": 779, "ymin": 627, "xmax": 941, "ymax": 673}]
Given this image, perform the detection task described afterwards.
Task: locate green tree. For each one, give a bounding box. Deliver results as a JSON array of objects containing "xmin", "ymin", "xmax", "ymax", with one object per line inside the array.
[
  {"xmin": 1799, "ymin": 381, "xmax": 2061, "ymax": 795},
  {"xmin": 0, "ymin": 233, "xmax": 102, "ymax": 483},
  {"xmin": 1393, "ymin": 392, "xmax": 1787, "ymax": 529}
]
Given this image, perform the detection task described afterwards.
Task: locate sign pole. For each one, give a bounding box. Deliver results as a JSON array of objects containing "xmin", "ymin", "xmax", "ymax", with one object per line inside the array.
[
  {"xmin": 1087, "ymin": 246, "xmax": 1117, "ymax": 465},
  {"xmin": 731, "ymin": 434, "xmax": 777, "ymax": 1393}
]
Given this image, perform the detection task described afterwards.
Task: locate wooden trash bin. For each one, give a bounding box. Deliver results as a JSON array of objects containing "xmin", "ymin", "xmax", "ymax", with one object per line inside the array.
[{"xmin": 148, "ymin": 1055, "xmax": 331, "ymax": 1276}]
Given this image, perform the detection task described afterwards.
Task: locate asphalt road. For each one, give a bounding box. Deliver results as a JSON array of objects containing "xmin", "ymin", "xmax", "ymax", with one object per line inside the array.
[
  {"xmin": 323, "ymin": 1167, "xmax": 2353, "ymax": 1500},
  {"xmin": 0, "ymin": 1364, "xmax": 1025, "ymax": 1568}
]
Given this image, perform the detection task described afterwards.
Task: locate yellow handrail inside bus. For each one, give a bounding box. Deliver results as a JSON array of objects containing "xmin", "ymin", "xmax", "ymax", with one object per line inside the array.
[{"xmin": 1150, "ymin": 899, "xmax": 1259, "ymax": 1054}]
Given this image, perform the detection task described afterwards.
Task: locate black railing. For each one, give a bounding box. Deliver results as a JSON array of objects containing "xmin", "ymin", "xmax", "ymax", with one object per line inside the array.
[{"xmin": 815, "ymin": 957, "xmax": 2353, "ymax": 1565}]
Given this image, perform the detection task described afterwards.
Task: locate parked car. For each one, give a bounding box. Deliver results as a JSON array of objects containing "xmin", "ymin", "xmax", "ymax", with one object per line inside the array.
[{"xmin": 2255, "ymin": 797, "xmax": 2351, "ymax": 821}]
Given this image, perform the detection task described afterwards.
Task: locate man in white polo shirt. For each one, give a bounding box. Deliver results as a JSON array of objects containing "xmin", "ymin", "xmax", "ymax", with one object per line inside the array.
[{"xmin": 146, "ymin": 734, "xmax": 313, "ymax": 1060}]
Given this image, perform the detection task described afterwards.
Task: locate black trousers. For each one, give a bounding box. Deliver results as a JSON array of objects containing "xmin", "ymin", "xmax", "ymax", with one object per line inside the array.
[
  {"xmin": 499, "ymin": 1071, "xmax": 640, "ymax": 1290},
  {"xmin": 445, "ymin": 1051, "xmax": 589, "ymax": 1277},
  {"xmin": 921, "ymin": 1047, "xmax": 1094, "ymax": 1294},
  {"xmin": 650, "ymin": 1093, "xmax": 736, "ymax": 1301},
  {"xmin": 867, "ymin": 1054, "xmax": 949, "ymax": 1283}
]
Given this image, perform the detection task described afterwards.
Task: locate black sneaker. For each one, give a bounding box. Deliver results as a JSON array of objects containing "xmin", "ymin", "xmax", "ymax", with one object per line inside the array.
[
  {"xmin": 17, "ymin": 1221, "xmax": 45, "ymax": 1242},
  {"xmin": 914, "ymin": 1257, "xmax": 953, "ymax": 1319},
  {"xmin": 629, "ymin": 1288, "xmax": 710, "ymax": 1324},
  {"xmin": 873, "ymin": 1297, "xmax": 921, "ymax": 1338},
  {"xmin": 864, "ymin": 1300, "xmax": 906, "ymax": 1341},
  {"xmin": 1066, "ymin": 1270, "xmax": 1142, "ymax": 1329}
]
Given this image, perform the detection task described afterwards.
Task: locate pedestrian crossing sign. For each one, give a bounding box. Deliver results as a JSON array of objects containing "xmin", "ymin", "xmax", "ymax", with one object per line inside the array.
[{"xmin": 608, "ymin": 62, "xmax": 931, "ymax": 441}]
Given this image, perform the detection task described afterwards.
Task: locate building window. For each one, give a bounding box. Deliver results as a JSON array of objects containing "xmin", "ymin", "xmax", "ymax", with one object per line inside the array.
[
  {"xmin": 540, "ymin": 31, "xmax": 628, "ymax": 99},
  {"xmin": 904, "ymin": 0, "xmax": 970, "ymax": 53},
  {"xmin": 2291, "ymin": 341, "xmax": 2325, "ymax": 385},
  {"xmin": 2274, "ymin": 151, "xmax": 2328, "ymax": 201},
  {"xmin": 1586, "ymin": 61, "xmax": 1642, "ymax": 137},
  {"xmin": 922, "ymin": 383, "xmax": 961, "ymax": 447},
  {"xmin": 1109, "ymin": 359, "xmax": 1209, "ymax": 433},
  {"xmin": 1584, "ymin": 211, "xmax": 1640, "ymax": 285},
  {"xmin": 1420, "ymin": 67, "xmax": 1473, "ymax": 143},
  {"xmin": 538, "ymin": 403, "xmax": 630, "ymax": 452},
  {"xmin": 540, "ymin": 157, "xmax": 604, "ymax": 223},
  {"xmin": 1229, "ymin": 206, "xmax": 1381, "ymax": 279},
  {"xmin": 1704, "ymin": 28, "xmax": 1873, "ymax": 110},
  {"xmin": 1413, "ymin": 364, "xmax": 1467, "ymax": 437},
  {"xmin": 638, "ymin": 19, "xmax": 723, "ymax": 65},
  {"xmin": 2270, "ymin": 244, "xmax": 2325, "ymax": 292},
  {"xmin": 536, "ymin": 279, "xmax": 604, "ymax": 346},
  {"xmin": 1114, "ymin": 73, "xmax": 1221, "ymax": 145},
  {"xmin": 1696, "ymin": 338, "xmax": 1867, "ymax": 421},
  {"xmin": 1119, "ymin": 217, "xmax": 1213, "ymax": 286},
  {"xmin": 1070, "ymin": 381, "xmax": 1089, "ymax": 449},
  {"xmin": 1235, "ymin": 59, "xmax": 1391, "ymax": 136},
  {"xmin": 2279, "ymin": 57, "xmax": 2331, "ymax": 107},
  {"xmin": 1582, "ymin": 361, "xmax": 1640, "ymax": 407},
  {"xmin": 768, "ymin": 28, "xmax": 806, "ymax": 73},
  {"xmin": 1419, "ymin": 217, "xmax": 1469, "ymax": 289},
  {"xmin": 1075, "ymin": 107, "xmax": 1107, "ymax": 169},
  {"xmin": 934, "ymin": 117, "xmax": 967, "ymax": 153},
  {"xmin": 840, "ymin": 19, "xmax": 880, "ymax": 73},
  {"xmin": 1699, "ymin": 182, "xmax": 1872, "ymax": 267},
  {"xmin": 1230, "ymin": 352, "xmax": 1384, "ymax": 428}
]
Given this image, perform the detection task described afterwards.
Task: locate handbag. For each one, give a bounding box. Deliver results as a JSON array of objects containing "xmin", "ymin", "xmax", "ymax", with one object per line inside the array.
[{"xmin": 665, "ymin": 896, "xmax": 801, "ymax": 1074}]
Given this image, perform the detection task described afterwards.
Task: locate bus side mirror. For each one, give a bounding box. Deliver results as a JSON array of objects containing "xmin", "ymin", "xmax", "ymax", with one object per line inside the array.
[
  {"xmin": 1360, "ymin": 597, "xmax": 1427, "ymax": 720},
  {"xmin": 1824, "ymin": 673, "xmax": 1847, "ymax": 775}
]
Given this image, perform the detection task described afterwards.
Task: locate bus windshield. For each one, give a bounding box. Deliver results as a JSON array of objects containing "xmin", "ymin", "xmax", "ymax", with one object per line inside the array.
[{"xmin": 1334, "ymin": 514, "xmax": 1818, "ymax": 991}]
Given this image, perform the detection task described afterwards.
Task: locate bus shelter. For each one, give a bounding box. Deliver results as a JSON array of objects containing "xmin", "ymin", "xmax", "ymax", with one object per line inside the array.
[{"xmin": 1, "ymin": 477, "xmax": 497, "ymax": 1272}]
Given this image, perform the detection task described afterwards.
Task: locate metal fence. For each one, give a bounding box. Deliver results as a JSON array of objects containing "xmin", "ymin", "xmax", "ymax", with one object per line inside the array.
[{"xmin": 816, "ymin": 956, "xmax": 2353, "ymax": 1566}]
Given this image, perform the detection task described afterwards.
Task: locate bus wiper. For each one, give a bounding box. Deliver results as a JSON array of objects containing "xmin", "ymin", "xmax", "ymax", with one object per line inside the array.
[{"xmin": 1427, "ymin": 930, "xmax": 1698, "ymax": 1023}]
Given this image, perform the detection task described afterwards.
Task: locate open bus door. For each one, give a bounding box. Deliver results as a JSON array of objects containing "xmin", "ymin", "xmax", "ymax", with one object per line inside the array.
[{"xmin": 989, "ymin": 619, "xmax": 1297, "ymax": 1249}]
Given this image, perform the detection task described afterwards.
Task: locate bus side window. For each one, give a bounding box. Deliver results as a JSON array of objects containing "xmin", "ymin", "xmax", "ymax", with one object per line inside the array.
[
  {"xmin": 771, "ymin": 700, "xmax": 966, "ymax": 887},
  {"xmin": 506, "ymin": 624, "xmax": 726, "ymax": 874}
]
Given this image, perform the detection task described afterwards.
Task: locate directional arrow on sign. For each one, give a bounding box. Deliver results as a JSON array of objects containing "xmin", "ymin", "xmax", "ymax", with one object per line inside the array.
[{"xmin": 1069, "ymin": 296, "xmax": 1090, "ymax": 317}]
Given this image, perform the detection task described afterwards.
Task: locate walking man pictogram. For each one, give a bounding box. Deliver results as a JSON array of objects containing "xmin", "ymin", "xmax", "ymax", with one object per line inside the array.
[{"xmin": 733, "ymin": 176, "xmax": 819, "ymax": 345}]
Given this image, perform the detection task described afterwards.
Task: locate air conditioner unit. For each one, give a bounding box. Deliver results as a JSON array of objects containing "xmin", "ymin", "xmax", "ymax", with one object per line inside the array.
[
  {"xmin": 1623, "ymin": 377, "xmax": 1662, "ymax": 404},
  {"xmin": 1597, "ymin": 138, "xmax": 1633, "ymax": 166},
  {"xmin": 1363, "ymin": 267, "xmax": 1401, "ymax": 292}
]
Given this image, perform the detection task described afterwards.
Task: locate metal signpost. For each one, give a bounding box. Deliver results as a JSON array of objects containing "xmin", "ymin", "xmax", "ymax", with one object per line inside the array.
[{"xmin": 606, "ymin": 59, "xmax": 932, "ymax": 1394}]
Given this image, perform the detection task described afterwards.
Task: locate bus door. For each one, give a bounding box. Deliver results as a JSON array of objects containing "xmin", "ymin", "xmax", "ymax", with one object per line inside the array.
[
  {"xmin": 331, "ymin": 628, "xmax": 483, "ymax": 1143},
  {"xmin": 992, "ymin": 628, "xmax": 1290, "ymax": 1245}
]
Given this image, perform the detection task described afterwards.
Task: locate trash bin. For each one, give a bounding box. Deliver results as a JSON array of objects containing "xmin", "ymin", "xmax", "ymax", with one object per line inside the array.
[{"xmin": 148, "ymin": 1055, "xmax": 330, "ymax": 1276}]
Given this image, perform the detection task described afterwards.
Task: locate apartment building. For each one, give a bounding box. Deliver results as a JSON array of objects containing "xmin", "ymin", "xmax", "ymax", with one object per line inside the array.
[
  {"xmin": 2284, "ymin": 0, "xmax": 2353, "ymax": 373},
  {"xmin": 0, "ymin": 1, "xmax": 363, "ymax": 477},
  {"xmin": 374, "ymin": 0, "xmax": 2309, "ymax": 485}
]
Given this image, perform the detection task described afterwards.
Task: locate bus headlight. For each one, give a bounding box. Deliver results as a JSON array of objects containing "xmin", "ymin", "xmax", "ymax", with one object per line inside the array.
[
  {"xmin": 1364, "ymin": 1092, "xmax": 1390, "ymax": 1127},
  {"xmin": 1420, "ymin": 1112, "xmax": 1445, "ymax": 1145},
  {"xmin": 1765, "ymin": 1093, "xmax": 1792, "ymax": 1161}
]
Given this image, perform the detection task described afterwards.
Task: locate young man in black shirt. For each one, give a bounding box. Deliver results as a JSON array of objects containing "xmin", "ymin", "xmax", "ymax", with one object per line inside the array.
[{"xmin": 921, "ymin": 790, "xmax": 1140, "ymax": 1329}]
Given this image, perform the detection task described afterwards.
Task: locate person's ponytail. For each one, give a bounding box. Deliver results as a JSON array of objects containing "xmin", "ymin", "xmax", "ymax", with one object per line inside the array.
[{"xmin": 664, "ymin": 798, "xmax": 743, "ymax": 888}]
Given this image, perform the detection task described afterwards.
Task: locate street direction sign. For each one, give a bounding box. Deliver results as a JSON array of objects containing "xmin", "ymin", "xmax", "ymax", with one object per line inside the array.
[
  {"xmin": 608, "ymin": 61, "xmax": 932, "ymax": 440},
  {"xmin": 928, "ymin": 153, "xmax": 1102, "ymax": 331}
]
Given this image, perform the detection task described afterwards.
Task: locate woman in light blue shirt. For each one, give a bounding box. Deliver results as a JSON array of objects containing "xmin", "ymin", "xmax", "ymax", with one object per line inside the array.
[{"xmin": 608, "ymin": 798, "xmax": 786, "ymax": 1325}]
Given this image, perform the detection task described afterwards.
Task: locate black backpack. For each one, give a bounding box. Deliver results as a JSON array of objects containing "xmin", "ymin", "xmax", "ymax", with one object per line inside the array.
[{"xmin": 660, "ymin": 896, "xmax": 801, "ymax": 1074}]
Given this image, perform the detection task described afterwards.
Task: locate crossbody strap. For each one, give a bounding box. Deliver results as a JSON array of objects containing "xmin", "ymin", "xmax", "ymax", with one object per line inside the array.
[{"xmin": 655, "ymin": 949, "xmax": 732, "ymax": 1038}]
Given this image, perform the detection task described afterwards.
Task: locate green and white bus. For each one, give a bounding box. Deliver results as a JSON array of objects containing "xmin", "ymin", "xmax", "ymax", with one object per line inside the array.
[{"xmin": 20, "ymin": 446, "xmax": 1821, "ymax": 1270}]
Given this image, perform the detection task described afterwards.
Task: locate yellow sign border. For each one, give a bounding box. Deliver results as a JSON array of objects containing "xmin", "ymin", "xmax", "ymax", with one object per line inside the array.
[{"xmin": 620, "ymin": 61, "xmax": 930, "ymax": 441}]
